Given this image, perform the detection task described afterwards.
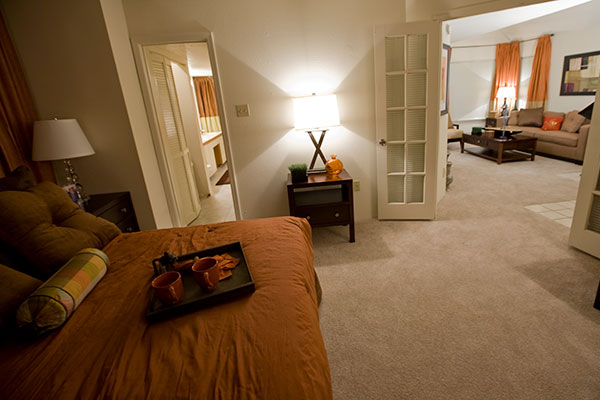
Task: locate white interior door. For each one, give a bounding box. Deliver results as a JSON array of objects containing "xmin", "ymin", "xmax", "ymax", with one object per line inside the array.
[
  {"xmin": 147, "ymin": 51, "xmax": 200, "ymax": 226},
  {"xmin": 569, "ymin": 90, "xmax": 600, "ymax": 259},
  {"xmin": 375, "ymin": 22, "xmax": 442, "ymax": 220}
]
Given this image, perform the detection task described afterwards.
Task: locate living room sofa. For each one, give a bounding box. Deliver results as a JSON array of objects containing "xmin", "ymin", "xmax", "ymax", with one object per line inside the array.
[{"xmin": 489, "ymin": 108, "xmax": 591, "ymax": 164}]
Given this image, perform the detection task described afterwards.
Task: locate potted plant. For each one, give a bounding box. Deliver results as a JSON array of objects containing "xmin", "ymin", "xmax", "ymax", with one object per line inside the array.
[{"xmin": 288, "ymin": 163, "xmax": 308, "ymax": 183}]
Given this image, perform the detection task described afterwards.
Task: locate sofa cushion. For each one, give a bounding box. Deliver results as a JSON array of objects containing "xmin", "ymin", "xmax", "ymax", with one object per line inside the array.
[
  {"xmin": 507, "ymin": 110, "xmax": 519, "ymax": 125},
  {"xmin": 534, "ymin": 130, "xmax": 579, "ymax": 147},
  {"xmin": 447, "ymin": 128, "xmax": 463, "ymax": 140},
  {"xmin": 562, "ymin": 110, "xmax": 586, "ymax": 133},
  {"xmin": 541, "ymin": 116, "xmax": 564, "ymax": 131},
  {"xmin": 518, "ymin": 107, "xmax": 544, "ymax": 127},
  {"xmin": 0, "ymin": 182, "xmax": 120, "ymax": 278}
]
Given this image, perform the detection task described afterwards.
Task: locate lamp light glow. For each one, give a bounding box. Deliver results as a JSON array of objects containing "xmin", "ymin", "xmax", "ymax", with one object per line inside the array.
[{"xmin": 496, "ymin": 86, "xmax": 516, "ymax": 99}]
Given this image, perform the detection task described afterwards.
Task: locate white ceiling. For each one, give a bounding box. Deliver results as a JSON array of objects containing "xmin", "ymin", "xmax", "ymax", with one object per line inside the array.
[{"xmin": 449, "ymin": 0, "xmax": 598, "ymax": 45}]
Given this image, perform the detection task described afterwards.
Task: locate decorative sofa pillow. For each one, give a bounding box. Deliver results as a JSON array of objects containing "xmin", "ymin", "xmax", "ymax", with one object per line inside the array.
[
  {"xmin": 0, "ymin": 182, "xmax": 120, "ymax": 278},
  {"xmin": 0, "ymin": 264, "xmax": 42, "ymax": 329},
  {"xmin": 517, "ymin": 107, "xmax": 544, "ymax": 127},
  {"xmin": 562, "ymin": 110, "xmax": 586, "ymax": 133},
  {"xmin": 507, "ymin": 110, "xmax": 519, "ymax": 125},
  {"xmin": 0, "ymin": 165, "xmax": 36, "ymax": 192},
  {"xmin": 16, "ymin": 248, "xmax": 108, "ymax": 335},
  {"xmin": 541, "ymin": 116, "xmax": 565, "ymax": 131}
]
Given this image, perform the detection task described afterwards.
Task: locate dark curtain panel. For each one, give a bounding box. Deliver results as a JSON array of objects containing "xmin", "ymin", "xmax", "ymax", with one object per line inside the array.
[{"xmin": 0, "ymin": 10, "xmax": 54, "ymax": 181}]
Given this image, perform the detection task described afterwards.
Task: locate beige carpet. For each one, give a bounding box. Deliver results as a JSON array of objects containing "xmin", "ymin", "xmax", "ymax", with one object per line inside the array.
[{"xmin": 313, "ymin": 144, "xmax": 600, "ymax": 399}]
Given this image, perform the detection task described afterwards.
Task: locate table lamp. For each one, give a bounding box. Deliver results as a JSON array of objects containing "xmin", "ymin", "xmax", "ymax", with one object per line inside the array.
[
  {"xmin": 293, "ymin": 94, "xmax": 340, "ymax": 173},
  {"xmin": 32, "ymin": 118, "xmax": 95, "ymax": 206},
  {"xmin": 496, "ymin": 86, "xmax": 516, "ymax": 137}
]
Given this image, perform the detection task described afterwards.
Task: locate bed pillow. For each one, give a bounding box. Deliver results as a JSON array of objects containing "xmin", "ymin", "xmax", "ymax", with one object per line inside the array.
[
  {"xmin": 541, "ymin": 116, "xmax": 564, "ymax": 131},
  {"xmin": 0, "ymin": 264, "xmax": 42, "ymax": 329},
  {"xmin": 0, "ymin": 182, "xmax": 120, "ymax": 278},
  {"xmin": 16, "ymin": 248, "xmax": 108, "ymax": 335},
  {"xmin": 0, "ymin": 165, "xmax": 36, "ymax": 192},
  {"xmin": 517, "ymin": 108, "xmax": 544, "ymax": 127},
  {"xmin": 562, "ymin": 110, "xmax": 586, "ymax": 133}
]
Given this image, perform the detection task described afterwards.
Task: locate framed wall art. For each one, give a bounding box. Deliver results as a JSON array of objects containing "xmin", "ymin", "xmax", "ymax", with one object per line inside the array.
[
  {"xmin": 441, "ymin": 44, "xmax": 451, "ymax": 115},
  {"xmin": 560, "ymin": 50, "xmax": 600, "ymax": 96}
]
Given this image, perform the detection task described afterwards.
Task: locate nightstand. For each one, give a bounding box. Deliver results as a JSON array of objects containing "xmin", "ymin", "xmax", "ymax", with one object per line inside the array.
[
  {"xmin": 287, "ymin": 169, "xmax": 355, "ymax": 242},
  {"xmin": 86, "ymin": 192, "xmax": 140, "ymax": 233}
]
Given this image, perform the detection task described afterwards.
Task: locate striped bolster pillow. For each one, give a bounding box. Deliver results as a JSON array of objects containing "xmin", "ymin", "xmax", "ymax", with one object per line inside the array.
[{"xmin": 16, "ymin": 248, "xmax": 109, "ymax": 335}]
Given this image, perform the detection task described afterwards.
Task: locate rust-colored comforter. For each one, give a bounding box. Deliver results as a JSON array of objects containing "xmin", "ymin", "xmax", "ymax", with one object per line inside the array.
[{"xmin": 0, "ymin": 217, "xmax": 332, "ymax": 399}]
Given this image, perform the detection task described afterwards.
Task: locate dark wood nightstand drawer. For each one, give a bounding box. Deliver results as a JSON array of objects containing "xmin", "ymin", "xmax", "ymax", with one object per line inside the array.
[
  {"xmin": 295, "ymin": 204, "xmax": 350, "ymax": 226},
  {"xmin": 117, "ymin": 214, "xmax": 138, "ymax": 233},
  {"xmin": 96, "ymin": 197, "xmax": 131, "ymax": 225}
]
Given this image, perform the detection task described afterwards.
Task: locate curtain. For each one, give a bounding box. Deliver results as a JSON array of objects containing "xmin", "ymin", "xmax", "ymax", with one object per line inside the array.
[
  {"xmin": 0, "ymin": 11, "xmax": 54, "ymax": 181},
  {"xmin": 526, "ymin": 35, "xmax": 552, "ymax": 109},
  {"xmin": 490, "ymin": 41, "xmax": 521, "ymax": 114},
  {"xmin": 193, "ymin": 76, "xmax": 222, "ymax": 133}
]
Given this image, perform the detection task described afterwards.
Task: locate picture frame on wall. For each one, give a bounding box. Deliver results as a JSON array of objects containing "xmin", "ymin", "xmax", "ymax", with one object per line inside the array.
[
  {"xmin": 560, "ymin": 50, "xmax": 600, "ymax": 96},
  {"xmin": 441, "ymin": 44, "xmax": 451, "ymax": 115}
]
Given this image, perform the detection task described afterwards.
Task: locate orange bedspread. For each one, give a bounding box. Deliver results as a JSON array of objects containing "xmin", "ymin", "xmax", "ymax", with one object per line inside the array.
[{"xmin": 0, "ymin": 217, "xmax": 332, "ymax": 399}]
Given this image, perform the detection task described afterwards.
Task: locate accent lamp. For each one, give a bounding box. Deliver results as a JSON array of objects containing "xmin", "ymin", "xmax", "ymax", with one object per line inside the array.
[
  {"xmin": 293, "ymin": 94, "xmax": 340, "ymax": 173},
  {"xmin": 32, "ymin": 118, "xmax": 95, "ymax": 206},
  {"xmin": 496, "ymin": 86, "xmax": 516, "ymax": 137}
]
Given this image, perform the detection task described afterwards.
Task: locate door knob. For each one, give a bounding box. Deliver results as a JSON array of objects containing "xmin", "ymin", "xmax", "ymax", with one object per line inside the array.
[{"xmin": 379, "ymin": 139, "xmax": 387, "ymax": 146}]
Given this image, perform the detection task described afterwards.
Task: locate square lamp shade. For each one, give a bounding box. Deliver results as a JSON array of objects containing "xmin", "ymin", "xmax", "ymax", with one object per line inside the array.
[
  {"xmin": 496, "ymin": 86, "xmax": 516, "ymax": 99},
  {"xmin": 32, "ymin": 119, "xmax": 95, "ymax": 161},
  {"xmin": 293, "ymin": 94, "xmax": 340, "ymax": 131}
]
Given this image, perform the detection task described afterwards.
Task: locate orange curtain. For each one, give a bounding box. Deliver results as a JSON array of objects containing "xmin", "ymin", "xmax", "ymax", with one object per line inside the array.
[
  {"xmin": 490, "ymin": 41, "xmax": 521, "ymax": 114},
  {"xmin": 526, "ymin": 35, "xmax": 552, "ymax": 109},
  {"xmin": 0, "ymin": 11, "xmax": 54, "ymax": 181},
  {"xmin": 193, "ymin": 76, "xmax": 221, "ymax": 133}
]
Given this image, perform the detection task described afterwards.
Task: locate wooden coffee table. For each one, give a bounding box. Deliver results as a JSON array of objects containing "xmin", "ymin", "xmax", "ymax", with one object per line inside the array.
[{"xmin": 460, "ymin": 132, "xmax": 537, "ymax": 164}]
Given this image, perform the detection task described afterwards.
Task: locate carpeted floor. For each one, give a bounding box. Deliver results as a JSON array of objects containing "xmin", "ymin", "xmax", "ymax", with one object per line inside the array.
[{"xmin": 313, "ymin": 144, "xmax": 600, "ymax": 399}]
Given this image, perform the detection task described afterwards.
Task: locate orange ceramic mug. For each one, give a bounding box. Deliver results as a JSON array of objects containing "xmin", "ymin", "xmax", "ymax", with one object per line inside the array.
[
  {"xmin": 151, "ymin": 271, "xmax": 184, "ymax": 305},
  {"xmin": 192, "ymin": 257, "xmax": 220, "ymax": 291}
]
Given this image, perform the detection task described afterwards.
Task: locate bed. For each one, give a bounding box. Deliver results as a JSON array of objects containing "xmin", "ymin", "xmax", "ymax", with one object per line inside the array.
[{"xmin": 0, "ymin": 216, "xmax": 332, "ymax": 399}]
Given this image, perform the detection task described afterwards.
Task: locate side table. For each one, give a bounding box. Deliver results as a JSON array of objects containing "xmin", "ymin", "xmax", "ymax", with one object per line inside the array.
[
  {"xmin": 86, "ymin": 192, "xmax": 140, "ymax": 233},
  {"xmin": 287, "ymin": 169, "xmax": 355, "ymax": 242}
]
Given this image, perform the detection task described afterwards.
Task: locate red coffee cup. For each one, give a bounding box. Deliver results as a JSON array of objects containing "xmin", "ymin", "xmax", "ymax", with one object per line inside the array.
[
  {"xmin": 192, "ymin": 257, "xmax": 220, "ymax": 292},
  {"xmin": 151, "ymin": 271, "xmax": 184, "ymax": 305}
]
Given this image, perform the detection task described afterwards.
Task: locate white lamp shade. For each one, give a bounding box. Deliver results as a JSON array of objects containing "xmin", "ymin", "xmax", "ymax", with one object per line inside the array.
[
  {"xmin": 32, "ymin": 119, "xmax": 95, "ymax": 161},
  {"xmin": 496, "ymin": 86, "xmax": 516, "ymax": 99},
  {"xmin": 293, "ymin": 94, "xmax": 340, "ymax": 130}
]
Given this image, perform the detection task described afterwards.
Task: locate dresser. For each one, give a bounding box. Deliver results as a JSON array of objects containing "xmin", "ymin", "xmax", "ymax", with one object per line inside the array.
[
  {"xmin": 86, "ymin": 192, "xmax": 140, "ymax": 233},
  {"xmin": 287, "ymin": 170, "xmax": 355, "ymax": 242}
]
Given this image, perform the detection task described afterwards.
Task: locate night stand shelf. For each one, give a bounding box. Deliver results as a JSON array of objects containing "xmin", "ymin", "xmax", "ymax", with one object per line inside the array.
[{"xmin": 86, "ymin": 192, "xmax": 139, "ymax": 233}]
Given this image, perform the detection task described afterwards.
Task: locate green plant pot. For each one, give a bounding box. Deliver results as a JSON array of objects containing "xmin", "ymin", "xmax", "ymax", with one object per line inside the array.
[{"xmin": 291, "ymin": 170, "xmax": 307, "ymax": 183}]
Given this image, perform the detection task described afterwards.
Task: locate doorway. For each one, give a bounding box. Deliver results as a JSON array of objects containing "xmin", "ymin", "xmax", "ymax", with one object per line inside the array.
[{"xmin": 133, "ymin": 36, "xmax": 238, "ymax": 227}]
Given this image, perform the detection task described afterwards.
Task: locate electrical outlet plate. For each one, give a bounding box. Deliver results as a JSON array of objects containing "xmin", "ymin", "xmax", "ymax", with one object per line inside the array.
[
  {"xmin": 235, "ymin": 104, "xmax": 250, "ymax": 117},
  {"xmin": 353, "ymin": 181, "xmax": 360, "ymax": 191}
]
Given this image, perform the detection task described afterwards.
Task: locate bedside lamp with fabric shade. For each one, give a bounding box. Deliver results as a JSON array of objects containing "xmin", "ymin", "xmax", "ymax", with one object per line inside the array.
[
  {"xmin": 293, "ymin": 94, "xmax": 340, "ymax": 172},
  {"xmin": 32, "ymin": 119, "xmax": 95, "ymax": 205},
  {"xmin": 496, "ymin": 86, "xmax": 516, "ymax": 136}
]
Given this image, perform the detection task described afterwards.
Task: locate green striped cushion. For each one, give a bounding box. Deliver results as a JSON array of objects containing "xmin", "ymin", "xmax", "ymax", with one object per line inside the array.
[{"xmin": 16, "ymin": 248, "xmax": 108, "ymax": 335}]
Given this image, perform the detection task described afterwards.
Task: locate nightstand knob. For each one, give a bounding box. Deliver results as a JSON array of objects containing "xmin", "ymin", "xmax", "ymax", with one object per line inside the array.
[
  {"xmin": 334, "ymin": 212, "xmax": 340, "ymax": 217},
  {"xmin": 306, "ymin": 215, "xmax": 311, "ymax": 220},
  {"xmin": 120, "ymin": 207, "xmax": 127, "ymax": 213},
  {"xmin": 126, "ymin": 227, "xmax": 133, "ymax": 232}
]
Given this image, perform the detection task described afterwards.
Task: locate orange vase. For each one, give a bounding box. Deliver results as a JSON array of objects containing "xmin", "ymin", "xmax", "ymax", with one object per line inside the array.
[{"xmin": 325, "ymin": 155, "xmax": 343, "ymax": 176}]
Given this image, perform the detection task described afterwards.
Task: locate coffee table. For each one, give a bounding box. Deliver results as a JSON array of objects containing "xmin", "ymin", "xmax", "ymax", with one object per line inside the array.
[{"xmin": 460, "ymin": 132, "xmax": 537, "ymax": 164}]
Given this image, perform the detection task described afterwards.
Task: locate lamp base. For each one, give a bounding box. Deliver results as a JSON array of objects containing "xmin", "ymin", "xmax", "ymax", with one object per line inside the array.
[{"xmin": 307, "ymin": 129, "xmax": 328, "ymax": 170}]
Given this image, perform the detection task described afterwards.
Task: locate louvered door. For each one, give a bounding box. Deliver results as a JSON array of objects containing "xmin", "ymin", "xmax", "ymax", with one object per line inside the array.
[
  {"xmin": 375, "ymin": 22, "xmax": 442, "ymax": 219},
  {"xmin": 569, "ymin": 91, "xmax": 600, "ymax": 259},
  {"xmin": 148, "ymin": 51, "xmax": 200, "ymax": 226}
]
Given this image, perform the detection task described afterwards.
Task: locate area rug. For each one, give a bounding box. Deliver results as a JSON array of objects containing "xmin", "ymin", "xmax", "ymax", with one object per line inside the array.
[{"xmin": 216, "ymin": 170, "xmax": 230, "ymax": 185}]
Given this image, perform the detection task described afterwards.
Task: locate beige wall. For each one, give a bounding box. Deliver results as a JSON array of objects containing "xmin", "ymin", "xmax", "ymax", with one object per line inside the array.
[
  {"xmin": 0, "ymin": 0, "xmax": 159, "ymax": 230},
  {"xmin": 122, "ymin": 0, "xmax": 407, "ymax": 221}
]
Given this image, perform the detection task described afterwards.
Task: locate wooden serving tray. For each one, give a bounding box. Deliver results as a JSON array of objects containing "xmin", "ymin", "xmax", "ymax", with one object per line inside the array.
[{"xmin": 146, "ymin": 241, "xmax": 255, "ymax": 322}]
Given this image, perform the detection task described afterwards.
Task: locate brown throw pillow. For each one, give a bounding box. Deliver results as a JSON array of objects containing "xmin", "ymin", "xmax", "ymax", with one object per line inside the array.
[
  {"xmin": 0, "ymin": 182, "xmax": 120, "ymax": 278},
  {"xmin": 562, "ymin": 110, "xmax": 586, "ymax": 133},
  {"xmin": 517, "ymin": 108, "xmax": 544, "ymax": 127},
  {"xmin": 0, "ymin": 166, "xmax": 36, "ymax": 192},
  {"xmin": 0, "ymin": 264, "xmax": 41, "ymax": 329},
  {"xmin": 507, "ymin": 110, "xmax": 519, "ymax": 125}
]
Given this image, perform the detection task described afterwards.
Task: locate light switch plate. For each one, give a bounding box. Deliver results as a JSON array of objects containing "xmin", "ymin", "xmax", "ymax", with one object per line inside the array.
[
  {"xmin": 235, "ymin": 104, "xmax": 250, "ymax": 117},
  {"xmin": 353, "ymin": 181, "xmax": 360, "ymax": 192}
]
